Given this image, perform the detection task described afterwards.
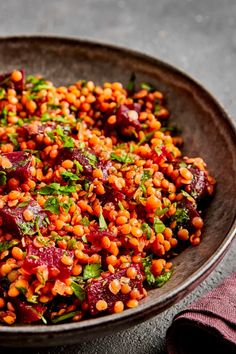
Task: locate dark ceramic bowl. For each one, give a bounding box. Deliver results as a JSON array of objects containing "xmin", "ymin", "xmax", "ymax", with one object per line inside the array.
[{"xmin": 0, "ymin": 36, "xmax": 235, "ymax": 348}]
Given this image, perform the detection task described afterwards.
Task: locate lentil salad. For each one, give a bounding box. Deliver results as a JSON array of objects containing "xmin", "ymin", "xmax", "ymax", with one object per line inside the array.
[{"xmin": 0, "ymin": 70, "xmax": 215, "ymax": 325}]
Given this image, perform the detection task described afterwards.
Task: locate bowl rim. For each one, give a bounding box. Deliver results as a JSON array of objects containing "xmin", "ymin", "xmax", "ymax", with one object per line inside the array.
[{"xmin": 0, "ymin": 34, "xmax": 235, "ymax": 335}]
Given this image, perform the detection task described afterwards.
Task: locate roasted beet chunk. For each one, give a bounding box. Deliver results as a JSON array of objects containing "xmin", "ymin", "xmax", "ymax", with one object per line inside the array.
[
  {"xmin": 58, "ymin": 148, "xmax": 110, "ymax": 181},
  {"xmin": 115, "ymin": 103, "xmax": 142, "ymax": 135},
  {"xmin": 99, "ymin": 186, "xmax": 125, "ymax": 206},
  {"xmin": 58, "ymin": 148, "xmax": 95, "ymax": 176},
  {"xmin": 0, "ymin": 151, "xmax": 32, "ymax": 182},
  {"xmin": 0, "ymin": 70, "xmax": 24, "ymax": 92},
  {"xmin": 0, "ymin": 199, "xmax": 46, "ymax": 238},
  {"xmin": 14, "ymin": 300, "xmax": 45, "ymax": 324},
  {"xmin": 23, "ymin": 244, "xmax": 73, "ymax": 280},
  {"xmin": 86, "ymin": 264, "xmax": 144, "ymax": 315},
  {"xmin": 187, "ymin": 166, "xmax": 210, "ymax": 201}
]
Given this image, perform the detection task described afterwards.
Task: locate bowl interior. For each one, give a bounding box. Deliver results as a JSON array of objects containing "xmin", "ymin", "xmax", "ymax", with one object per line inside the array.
[{"xmin": 0, "ymin": 37, "xmax": 235, "ymax": 346}]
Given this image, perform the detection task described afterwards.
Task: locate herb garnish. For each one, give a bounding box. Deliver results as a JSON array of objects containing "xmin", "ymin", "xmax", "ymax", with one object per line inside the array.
[{"xmin": 83, "ymin": 264, "xmax": 102, "ymax": 279}]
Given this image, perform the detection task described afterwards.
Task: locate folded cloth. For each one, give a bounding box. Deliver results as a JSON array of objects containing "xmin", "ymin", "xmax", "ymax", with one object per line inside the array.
[{"xmin": 166, "ymin": 272, "xmax": 236, "ymax": 354}]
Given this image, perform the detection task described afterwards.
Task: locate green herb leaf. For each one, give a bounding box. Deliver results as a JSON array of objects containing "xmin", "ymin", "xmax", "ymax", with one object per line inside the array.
[
  {"xmin": 63, "ymin": 136, "xmax": 74, "ymax": 148},
  {"xmin": 0, "ymin": 240, "xmax": 19, "ymax": 252},
  {"xmin": 154, "ymin": 270, "xmax": 173, "ymax": 287},
  {"xmin": 110, "ymin": 151, "xmax": 134, "ymax": 164},
  {"xmin": 74, "ymin": 160, "xmax": 83, "ymax": 174},
  {"xmin": 153, "ymin": 217, "xmax": 165, "ymax": 233},
  {"xmin": 118, "ymin": 201, "xmax": 125, "ymax": 211},
  {"xmin": 81, "ymin": 216, "xmax": 90, "ymax": 226},
  {"xmin": 82, "ymin": 150, "xmax": 97, "ymax": 166},
  {"xmin": 83, "ymin": 263, "xmax": 102, "ymax": 280},
  {"xmin": 127, "ymin": 72, "xmax": 136, "ymax": 92},
  {"xmin": 27, "ymin": 295, "xmax": 38, "ymax": 304},
  {"xmin": 44, "ymin": 197, "xmax": 60, "ymax": 214},
  {"xmin": 71, "ymin": 281, "xmax": 85, "ymax": 301},
  {"xmin": 16, "ymin": 286, "xmax": 27, "ymax": 295},
  {"xmin": 61, "ymin": 170, "xmax": 79, "ymax": 181},
  {"xmin": 140, "ymin": 82, "xmax": 155, "ymax": 92},
  {"xmin": 172, "ymin": 207, "xmax": 189, "ymax": 227},
  {"xmin": 0, "ymin": 171, "xmax": 7, "ymax": 186},
  {"xmin": 141, "ymin": 223, "xmax": 152, "ymax": 240},
  {"xmin": 155, "ymin": 207, "xmax": 169, "ymax": 216},
  {"xmin": 137, "ymin": 130, "xmax": 157, "ymax": 146},
  {"xmin": 67, "ymin": 238, "xmax": 77, "ymax": 250},
  {"xmin": 18, "ymin": 201, "xmax": 30, "ymax": 208},
  {"xmin": 52, "ymin": 311, "xmax": 80, "ymax": 324},
  {"xmin": 181, "ymin": 190, "xmax": 192, "ymax": 199},
  {"xmin": 142, "ymin": 256, "xmax": 173, "ymax": 287},
  {"xmin": 8, "ymin": 133, "xmax": 19, "ymax": 149},
  {"xmin": 37, "ymin": 183, "xmax": 76, "ymax": 195},
  {"xmin": 98, "ymin": 212, "xmax": 107, "ymax": 230},
  {"xmin": 179, "ymin": 162, "xmax": 187, "ymax": 168}
]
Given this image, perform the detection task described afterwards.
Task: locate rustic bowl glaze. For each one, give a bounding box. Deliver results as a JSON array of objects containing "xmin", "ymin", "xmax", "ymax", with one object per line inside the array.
[{"xmin": 0, "ymin": 36, "xmax": 235, "ymax": 348}]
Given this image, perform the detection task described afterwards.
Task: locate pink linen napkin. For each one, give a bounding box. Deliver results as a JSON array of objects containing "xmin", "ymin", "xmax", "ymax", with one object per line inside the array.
[{"xmin": 166, "ymin": 272, "xmax": 236, "ymax": 354}]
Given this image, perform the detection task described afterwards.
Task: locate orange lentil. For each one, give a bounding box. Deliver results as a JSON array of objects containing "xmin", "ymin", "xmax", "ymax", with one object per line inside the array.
[
  {"xmin": 151, "ymin": 259, "xmax": 165, "ymax": 276},
  {"xmin": 192, "ymin": 216, "xmax": 204, "ymax": 229},
  {"xmin": 120, "ymin": 224, "xmax": 131, "ymax": 235},
  {"xmin": 126, "ymin": 267, "xmax": 137, "ymax": 279},
  {"xmin": 0, "ymin": 298, "xmax": 5, "ymax": 308},
  {"xmin": 109, "ymin": 279, "xmax": 121, "ymax": 295},
  {"xmin": 177, "ymin": 228, "xmax": 189, "ymax": 241},
  {"xmin": 23, "ymin": 209, "xmax": 34, "ymax": 221},
  {"xmin": 62, "ymin": 160, "xmax": 74, "ymax": 169},
  {"xmin": 146, "ymin": 195, "xmax": 161, "ymax": 210},
  {"xmin": 121, "ymin": 283, "xmax": 131, "ymax": 295},
  {"xmin": 11, "ymin": 247, "xmax": 24, "ymax": 260},
  {"xmin": 126, "ymin": 299, "xmax": 139, "ymax": 308},
  {"xmin": 96, "ymin": 300, "xmax": 108, "ymax": 311},
  {"xmin": 11, "ymin": 70, "xmax": 23, "ymax": 82},
  {"xmin": 113, "ymin": 301, "xmax": 124, "ymax": 313}
]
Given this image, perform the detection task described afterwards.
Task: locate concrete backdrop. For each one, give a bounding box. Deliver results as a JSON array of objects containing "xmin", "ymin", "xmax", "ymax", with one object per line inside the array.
[{"xmin": 0, "ymin": 0, "xmax": 235, "ymax": 353}]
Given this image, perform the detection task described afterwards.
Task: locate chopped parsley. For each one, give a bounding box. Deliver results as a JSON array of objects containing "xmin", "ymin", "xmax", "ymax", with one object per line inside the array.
[
  {"xmin": 181, "ymin": 190, "xmax": 192, "ymax": 199},
  {"xmin": 37, "ymin": 183, "xmax": 76, "ymax": 195},
  {"xmin": 153, "ymin": 217, "xmax": 166, "ymax": 233},
  {"xmin": 172, "ymin": 207, "xmax": 190, "ymax": 227},
  {"xmin": 110, "ymin": 151, "xmax": 134, "ymax": 164},
  {"xmin": 74, "ymin": 160, "xmax": 83, "ymax": 174},
  {"xmin": 0, "ymin": 171, "xmax": 7, "ymax": 186},
  {"xmin": 61, "ymin": 171, "xmax": 79, "ymax": 181},
  {"xmin": 127, "ymin": 72, "xmax": 136, "ymax": 92},
  {"xmin": 8, "ymin": 133, "xmax": 19, "ymax": 149},
  {"xmin": 44, "ymin": 197, "xmax": 60, "ymax": 214},
  {"xmin": 138, "ymin": 130, "xmax": 157, "ymax": 146},
  {"xmin": 155, "ymin": 207, "xmax": 169, "ymax": 216},
  {"xmin": 82, "ymin": 150, "xmax": 97, "ymax": 166},
  {"xmin": 52, "ymin": 311, "xmax": 81, "ymax": 324},
  {"xmin": 140, "ymin": 82, "xmax": 155, "ymax": 92},
  {"xmin": 142, "ymin": 256, "xmax": 173, "ymax": 287},
  {"xmin": 0, "ymin": 240, "xmax": 19, "ymax": 252},
  {"xmin": 71, "ymin": 281, "xmax": 85, "ymax": 301},
  {"xmin": 18, "ymin": 200, "xmax": 30, "ymax": 208},
  {"xmin": 98, "ymin": 212, "xmax": 108, "ymax": 230},
  {"xmin": 118, "ymin": 201, "xmax": 125, "ymax": 211},
  {"xmin": 83, "ymin": 263, "xmax": 102, "ymax": 280},
  {"xmin": 80, "ymin": 216, "xmax": 90, "ymax": 226},
  {"xmin": 141, "ymin": 223, "xmax": 152, "ymax": 240}
]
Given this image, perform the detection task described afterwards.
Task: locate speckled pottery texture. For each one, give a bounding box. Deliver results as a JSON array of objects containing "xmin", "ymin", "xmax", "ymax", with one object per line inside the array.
[{"xmin": 0, "ymin": 36, "xmax": 235, "ymax": 348}]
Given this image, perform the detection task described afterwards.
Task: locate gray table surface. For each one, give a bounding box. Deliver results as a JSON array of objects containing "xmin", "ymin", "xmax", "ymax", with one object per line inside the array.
[{"xmin": 0, "ymin": 0, "xmax": 236, "ymax": 353}]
